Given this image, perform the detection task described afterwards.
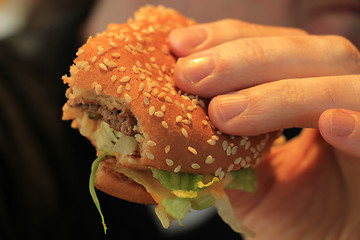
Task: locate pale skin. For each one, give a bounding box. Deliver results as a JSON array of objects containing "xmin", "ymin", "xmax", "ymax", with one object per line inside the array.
[
  {"xmin": 87, "ymin": 0, "xmax": 360, "ymax": 238},
  {"xmin": 169, "ymin": 13, "xmax": 360, "ymax": 240}
]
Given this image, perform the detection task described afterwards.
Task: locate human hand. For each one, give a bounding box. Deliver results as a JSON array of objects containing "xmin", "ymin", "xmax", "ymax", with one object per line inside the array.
[{"xmin": 169, "ymin": 19, "xmax": 360, "ymax": 239}]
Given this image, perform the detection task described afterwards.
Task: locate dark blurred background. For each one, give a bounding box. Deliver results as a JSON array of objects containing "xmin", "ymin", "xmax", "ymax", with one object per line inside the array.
[{"xmin": 0, "ymin": 1, "xmax": 300, "ymax": 239}]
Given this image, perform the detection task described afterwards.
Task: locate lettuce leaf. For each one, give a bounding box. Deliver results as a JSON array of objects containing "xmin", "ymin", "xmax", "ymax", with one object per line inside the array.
[
  {"xmin": 225, "ymin": 167, "xmax": 258, "ymax": 193},
  {"xmin": 214, "ymin": 191, "xmax": 256, "ymax": 237},
  {"xmin": 150, "ymin": 168, "xmax": 219, "ymax": 198},
  {"xmin": 89, "ymin": 153, "xmax": 108, "ymax": 234},
  {"xmin": 92, "ymin": 121, "xmax": 137, "ymax": 156},
  {"xmin": 161, "ymin": 197, "xmax": 192, "ymax": 221}
]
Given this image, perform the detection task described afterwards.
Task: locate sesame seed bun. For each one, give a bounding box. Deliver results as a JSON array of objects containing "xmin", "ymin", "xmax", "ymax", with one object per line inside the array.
[{"xmin": 62, "ymin": 5, "xmax": 280, "ymax": 203}]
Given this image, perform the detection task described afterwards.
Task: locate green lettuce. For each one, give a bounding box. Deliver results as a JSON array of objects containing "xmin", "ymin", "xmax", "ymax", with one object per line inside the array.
[
  {"xmin": 89, "ymin": 153, "xmax": 108, "ymax": 234},
  {"xmin": 225, "ymin": 167, "xmax": 257, "ymax": 192}
]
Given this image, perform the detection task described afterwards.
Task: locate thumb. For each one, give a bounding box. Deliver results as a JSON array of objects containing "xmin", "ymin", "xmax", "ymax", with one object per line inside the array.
[{"xmin": 319, "ymin": 109, "xmax": 360, "ymax": 158}]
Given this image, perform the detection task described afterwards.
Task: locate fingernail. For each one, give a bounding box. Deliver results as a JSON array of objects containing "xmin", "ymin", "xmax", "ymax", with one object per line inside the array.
[
  {"xmin": 330, "ymin": 109, "xmax": 355, "ymax": 136},
  {"xmin": 215, "ymin": 94, "xmax": 249, "ymax": 122},
  {"xmin": 173, "ymin": 27, "xmax": 207, "ymax": 49},
  {"xmin": 177, "ymin": 54, "xmax": 215, "ymax": 83}
]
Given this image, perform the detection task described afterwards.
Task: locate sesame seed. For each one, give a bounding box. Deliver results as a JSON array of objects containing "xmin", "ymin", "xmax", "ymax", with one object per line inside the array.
[
  {"xmin": 161, "ymin": 121, "xmax": 168, "ymax": 128},
  {"xmin": 148, "ymin": 46, "xmax": 155, "ymax": 52},
  {"xmin": 133, "ymin": 65, "xmax": 139, "ymax": 74},
  {"xmin": 95, "ymin": 84, "xmax": 102, "ymax": 95},
  {"xmin": 226, "ymin": 146, "xmax": 232, "ymax": 156},
  {"xmin": 166, "ymin": 159, "xmax": 174, "ymax": 166},
  {"xmin": 117, "ymin": 85, "xmax": 123, "ymax": 94},
  {"xmin": 124, "ymin": 93, "xmax": 132, "ymax": 103},
  {"xmin": 145, "ymin": 63, "xmax": 152, "ymax": 71},
  {"xmin": 161, "ymin": 105, "xmax": 166, "ymax": 112},
  {"xmin": 84, "ymin": 65, "xmax": 91, "ymax": 72},
  {"xmin": 165, "ymin": 96, "xmax": 173, "ymax": 103},
  {"xmin": 215, "ymin": 167, "xmax": 222, "ymax": 177},
  {"xmin": 109, "ymin": 41, "xmax": 117, "ymax": 48},
  {"xmin": 181, "ymin": 95, "xmax": 190, "ymax": 101},
  {"xmin": 76, "ymin": 49, "xmax": 84, "ymax": 56},
  {"xmin": 205, "ymin": 155, "xmax": 215, "ymax": 164},
  {"xmin": 158, "ymin": 92, "xmax": 166, "ymax": 98},
  {"xmin": 139, "ymin": 82, "xmax": 145, "ymax": 92},
  {"xmin": 99, "ymin": 63, "xmax": 107, "ymax": 71},
  {"xmin": 245, "ymin": 141, "xmax": 251, "ymax": 150},
  {"xmin": 186, "ymin": 113, "xmax": 192, "ymax": 120},
  {"xmin": 91, "ymin": 56, "xmax": 97, "ymax": 62},
  {"xmin": 143, "ymin": 92, "xmax": 151, "ymax": 98},
  {"xmin": 111, "ymin": 75, "xmax": 117, "ymax": 82},
  {"xmin": 165, "ymin": 145, "xmax": 170, "ymax": 153},
  {"xmin": 146, "ymin": 152, "xmax": 155, "ymax": 160},
  {"xmin": 112, "ymin": 52, "xmax": 120, "ymax": 58},
  {"xmin": 256, "ymin": 144, "xmax": 262, "ymax": 152},
  {"xmin": 125, "ymin": 83, "xmax": 131, "ymax": 91},
  {"xmin": 153, "ymin": 88, "xmax": 159, "ymax": 95},
  {"xmin": 107, "ymin": 61, "xmax": 117, "ymax": 69},
  {"xmin": 120, "ymin": 76, "xmax": 130, "ymax": 83},
  {"xmin": 154, "ymin": 111, "xmax": 164, "ymax": 117},
  {"xmin": 240, "ymin": 159, "xmax": 247, "ymax": 167},
  {"xmin": 202, "ymin": 120, "xmax": 208, "ymax": 126},
  {"xmin": 97, "ymin": 46, "xmax": 104, "ymax": 55},
  {"xmin": 147, "ymin": 140, "xmax": 156, "ymax": 146},
  {"xmin": 222, "ymin": 141, "xmax": 229, "ymax": 151},
  {"xmin": 186, "ymin": 105, "xmax": 194, "ymax": 111},
  {"xmin": 119, "ymin": 66, "xmax": 126, "ymax": 72},
  {"xmin": 181, "ymin": 128, "xmax": 188, "ymax": 138},
  {"xmin": 143, "ymin": 97, "xmax": 149, "ymax": 105},
  {"xmin": 174, "ymin": 165, "xmax": 181, "ymax": 173},
  {"xmin": 182, "ymin": 119, "xmax": 191, "ymax": 125},
  {"xmin": 207, "ymin": 139, "xmax": 216, "ymax": 146},
  {"xmin": 149, "ymin": 106, "xmax": 155, "ymax": 116},
  {"xmin": 245, "ymin": 156, "xmax": 251, "ymax": 162},
  {"xmin": 188, "ymin": 146, "xmax": 197, "ymax": 155},
  {"xmin": 175, "ymin": 116, "xmax": 183, "ymax": 123},
  {"xmin": 234, "ymin": 157, "xmax": 242, "ymax": 165},
  {"xmin": 250, "ymin": 147, "xmax": 256, "ymax": 153},
  {"xmin": 191, "ymin": 163, "xmax": 200, "ymax": 169},
  {"xmin": 227, "ymin": 164, "xmax": 234, "ymax": 172},
  {"xmin": 124, "ymin": 45, "xmax": 132, "ymax": 53},
  {"xmin": 211, "ymin": 135, "xmax": 219, "ymax": 141},
  {"xmin": 219, "ymin": 171, "xmax": 225, "ymax": 179},
  {"xmin": 232, "ymin": 146, "xmax": 238, "ymax": 155}
]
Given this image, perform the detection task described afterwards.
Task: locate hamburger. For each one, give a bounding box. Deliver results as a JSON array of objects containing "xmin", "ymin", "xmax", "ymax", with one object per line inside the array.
[{"xmin": 62, "ymin": 5, "xmax": 280, "ymax": 237}]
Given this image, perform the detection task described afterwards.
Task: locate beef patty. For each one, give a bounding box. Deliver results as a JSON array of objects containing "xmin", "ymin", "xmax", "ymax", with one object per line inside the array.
[{"xmin": 68, "ymin": 99, "xmax": 137, "ymax": 136}]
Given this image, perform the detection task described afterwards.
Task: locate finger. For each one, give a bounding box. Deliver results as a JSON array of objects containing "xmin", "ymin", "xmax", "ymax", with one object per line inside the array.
[
  {"xmin": 174, "ymin": 35, "xmax": 360, "ymax": 98},
  {"xmin": 208, "ymin": 75, "xmax": 360, "ymax": 136},
  {"xmin": 319, "ymin": 109, "xmax": 360, "ymax": 158},
  {"xmin": 169, "ymin": 19, "xmax": 307, "ymax": 57}
]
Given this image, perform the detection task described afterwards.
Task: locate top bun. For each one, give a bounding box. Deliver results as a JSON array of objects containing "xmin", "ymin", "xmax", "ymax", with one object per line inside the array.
[{"xmin": 62, "ymin": 5, "xmax": 280, "ymax": 179}]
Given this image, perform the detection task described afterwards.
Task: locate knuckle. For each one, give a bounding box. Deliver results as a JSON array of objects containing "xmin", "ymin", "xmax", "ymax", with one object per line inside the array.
[
  {"xmin": 326, "ymin": 35, "xmax": 360, "ymax": 63},
  {"xmin": 219, "ymin": 18, "xmax": 243, "ymax": 27},
  {"xmin": 276, "ymin": 80, "xmax": 306, "ymax": 108},
  {"xmin": 237, "ymin": 38, "xmax": 269, "ymax": 67}
]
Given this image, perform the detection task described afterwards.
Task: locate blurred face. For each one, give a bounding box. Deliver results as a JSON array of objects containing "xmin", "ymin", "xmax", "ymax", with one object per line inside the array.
[{"xmin": 86, "ymin": 0, "xmax": 360, "ymax": 47}]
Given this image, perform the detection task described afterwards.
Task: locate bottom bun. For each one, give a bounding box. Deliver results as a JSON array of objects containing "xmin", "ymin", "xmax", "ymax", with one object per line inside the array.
[{"xmin": 94, "ymin": 157, "xmax": 156, "ymax": 205}]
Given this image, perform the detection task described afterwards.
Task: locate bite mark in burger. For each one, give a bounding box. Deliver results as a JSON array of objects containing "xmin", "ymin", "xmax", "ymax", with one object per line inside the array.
[{"xmin": 62, "ymin": 5, "xmax": 280, "ymax": 237}]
